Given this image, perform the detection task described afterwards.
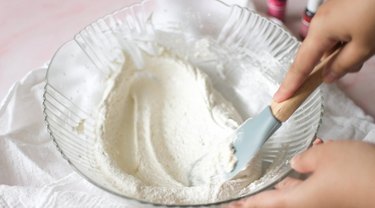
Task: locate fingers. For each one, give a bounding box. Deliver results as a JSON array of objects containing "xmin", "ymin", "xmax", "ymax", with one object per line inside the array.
[
  {"xmin": 273, "ymin": 31, "xmax": 336, "ymax": 102},
  {"xmin": 227, "ymin": 177, "xmax": 303, "ymax": 208},
  {"xmin": 323, "ymin": 42, "xmax": 371, "ymax": 83},
  {"xmin": 291, "ymin": 145, "xmax": 321, "ymax": 174},
  {"xmin": 226, "ymin": 199, "xmax": 246, "ymax": 208},
  {"xmin": 238, "ymin": 189, "xmax": 287, "ymax": 208},
  {"xmin": 275, "ymin": 177, "xmax": 302, "ymax": 190},
  {"xmin": 348, "ymin": 63, "xmax": 363, "ymax": 73}
]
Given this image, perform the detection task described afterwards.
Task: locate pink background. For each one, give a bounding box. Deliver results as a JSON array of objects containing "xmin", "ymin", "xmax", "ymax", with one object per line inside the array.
[{"xmin": 1, "ymin": 0, "xmax": 374, "ymax": 117}]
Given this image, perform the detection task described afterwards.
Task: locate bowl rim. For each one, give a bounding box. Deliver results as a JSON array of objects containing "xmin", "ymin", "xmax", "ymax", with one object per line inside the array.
[{"xmin": 42, "ymin": 0, "xmax": 322, "ymax": 206}]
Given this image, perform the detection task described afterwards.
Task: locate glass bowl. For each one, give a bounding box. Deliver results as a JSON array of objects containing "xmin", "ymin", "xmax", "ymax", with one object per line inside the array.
[{"xmin": 43, "ymin": 0, "xmax": 322, "ymax": 207}]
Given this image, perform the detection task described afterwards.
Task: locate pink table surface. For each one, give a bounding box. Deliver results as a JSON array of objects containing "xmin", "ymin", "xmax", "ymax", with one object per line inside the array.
[{"xmin": 1, "ymin": 0, "xmax": 374, "ymax": 118}]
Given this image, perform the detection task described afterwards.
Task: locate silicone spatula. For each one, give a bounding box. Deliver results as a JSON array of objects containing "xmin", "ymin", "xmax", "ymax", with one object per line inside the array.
[{"xmin": 226, "ymin": 48, "xmax": 340, "ymax": 179}]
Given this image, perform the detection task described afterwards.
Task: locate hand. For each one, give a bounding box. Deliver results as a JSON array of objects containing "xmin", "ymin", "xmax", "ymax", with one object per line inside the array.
[
  {"xmin": 274, "ymin": 0, "xmax": 375, "ymax": 102},
  {"xmin": 227, "ymin": 140, "xmax": 375, "ymax": 208}
]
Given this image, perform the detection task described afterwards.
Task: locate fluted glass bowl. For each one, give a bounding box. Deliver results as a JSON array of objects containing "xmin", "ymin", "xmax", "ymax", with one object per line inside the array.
[{"xmin": 43, "ymin": 0, "xmax": 322, "ymax": 207}]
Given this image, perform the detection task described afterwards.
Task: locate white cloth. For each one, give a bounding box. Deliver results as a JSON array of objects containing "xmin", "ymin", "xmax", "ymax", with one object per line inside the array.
[
  {"xmin": 318, "ymin": 85, "xmax": 375, "ymax": 142},
  {"xmin": 0, "ymin": 68, "xmax": 127, "ymax": 207},
  {"xmin": 1, "ymin": 65, "xmax": 374, "ymax": 207}
]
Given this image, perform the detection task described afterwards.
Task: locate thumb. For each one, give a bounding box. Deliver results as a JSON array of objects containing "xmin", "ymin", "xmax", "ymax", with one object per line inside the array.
[
  {"xmin": 290, "ymin": 145, "xmax": 321, "ymax": 174},
  {"xmin": 273, "ymin": 31, "xmax": 335, "ymax": 102}
]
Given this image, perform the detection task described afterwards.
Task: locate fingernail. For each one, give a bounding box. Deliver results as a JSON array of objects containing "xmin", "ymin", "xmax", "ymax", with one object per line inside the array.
[
  {"xmin": 313, "ymin": 138, "xmax": 323, "ymax": 145},
  {"xmin": 273, "ymin": 88, "xmax": 284, "ymax": 102}
]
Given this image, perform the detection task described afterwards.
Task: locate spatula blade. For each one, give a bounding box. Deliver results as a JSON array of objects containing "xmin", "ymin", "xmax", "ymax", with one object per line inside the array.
[{"xmin": 226, "ymin": 106, "xmax": 281, "ymax": 179}]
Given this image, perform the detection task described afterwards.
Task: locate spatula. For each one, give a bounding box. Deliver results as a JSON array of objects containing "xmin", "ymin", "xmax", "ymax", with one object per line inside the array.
[{"xmin": 226, "ymin": 48, "xmax": 341, "ymax": 180}]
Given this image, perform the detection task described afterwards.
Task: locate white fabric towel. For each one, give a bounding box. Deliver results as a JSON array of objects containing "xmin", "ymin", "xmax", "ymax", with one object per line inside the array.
[{"xmin": 0, "ymin": 68, "xmax": 128, "ymax": 207}]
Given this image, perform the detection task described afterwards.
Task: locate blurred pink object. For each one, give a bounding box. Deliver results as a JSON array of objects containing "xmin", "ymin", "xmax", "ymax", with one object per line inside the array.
[{"xmin": 267, "ymin": 0, "xmax": 287, "ymax": 22}]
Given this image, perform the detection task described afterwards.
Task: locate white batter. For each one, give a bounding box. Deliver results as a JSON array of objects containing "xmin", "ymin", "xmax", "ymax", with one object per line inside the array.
[{"xmin": 95, "ymin": 52, "xmax": 261, "ymax": 204}]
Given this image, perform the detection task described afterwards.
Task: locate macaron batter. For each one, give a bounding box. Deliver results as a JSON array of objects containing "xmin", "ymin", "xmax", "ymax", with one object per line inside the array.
[{"xmin": 94, "ymin": 52, "xmax": 263, "ymax": 204}]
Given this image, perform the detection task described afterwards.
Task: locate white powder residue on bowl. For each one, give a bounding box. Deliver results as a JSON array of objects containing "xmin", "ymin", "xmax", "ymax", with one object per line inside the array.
[{"xmin": 95, "ymin": 51, "xmax": 264, "ymax": 204}]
